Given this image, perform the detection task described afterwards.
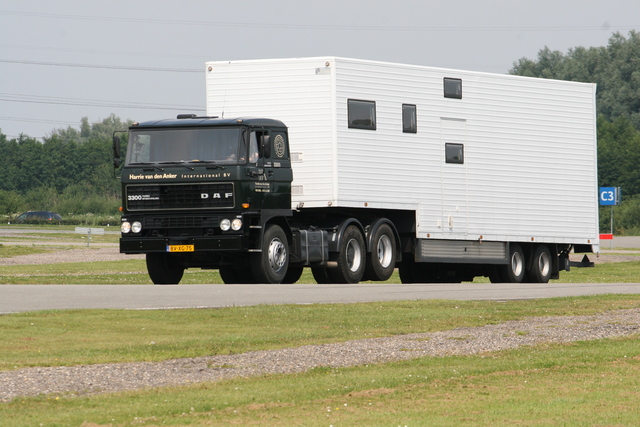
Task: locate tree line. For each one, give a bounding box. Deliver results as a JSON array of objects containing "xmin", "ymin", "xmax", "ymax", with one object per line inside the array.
[
  {"xmin": 0, "ymin": 115, "xmax": 132, "ymax": 221},
  {"xmin": 1, "ymin": 31, "xmax": 639, "ymax": 232}
]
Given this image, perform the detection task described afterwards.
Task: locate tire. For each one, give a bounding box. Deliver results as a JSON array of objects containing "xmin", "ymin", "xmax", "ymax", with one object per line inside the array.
[
  {"xmin": 219, "ymin": 266, "xmax": 239, "ymax": 284},
  {"xmin": 527, "ymin": 245, "xmax": 552, "ymax": 283},
  {"xmin": 328, "ymin": 225, "xmax": 366, "ymax": 284},
  {"xmin": 311, "ymin": 267, "xmax": 333, "ymax": 284},
  {"xmin": 251, "ymin": 224, "xmax": 289, "ymax": 284},
  {"xmin": 219, "ymin": 264, "xmax": 258, "ymax": 284},
  {"xmin": 364, "ymin": 223, "xmax": 397, "ymax": 281},
  {"xmin": 282, "ymin": 266, "xmax": 304, "ymax": 284},
  {"xmin": 398, "ymin": 258, "xmax": 417, "ymax": 284},
  {"xmin": 499, "ymin": 243, "xmax": 525, "ymax": 283},
  {"xmin": 398, "ymin": 258, "xmax": 432, "ymax": 283},
  {"xmin": 146, "ymin": 253, "xmax": 184, "ymax": 285},
  {"xmin": 488, "ymin": 265, "xmax": 503, "ymax": 283}
]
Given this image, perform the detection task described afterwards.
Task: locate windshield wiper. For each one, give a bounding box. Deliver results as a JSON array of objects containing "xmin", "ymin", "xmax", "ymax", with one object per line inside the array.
[
  {"xmin": 187, "ymin": 160, "xmax": 226, "ymax": 170},
  {"xmin": 157, "ymin": 161, "xmax": 195, "ymax": 170},
  {"xmin": 128, "ymin": 162, "xmax": 164, "ymax": 171}
]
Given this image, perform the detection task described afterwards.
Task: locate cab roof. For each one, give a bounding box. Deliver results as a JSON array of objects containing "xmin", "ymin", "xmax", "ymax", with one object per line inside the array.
[{"xmin": 131, "ymin": 116, "xmax": 286, "ymax": 129}]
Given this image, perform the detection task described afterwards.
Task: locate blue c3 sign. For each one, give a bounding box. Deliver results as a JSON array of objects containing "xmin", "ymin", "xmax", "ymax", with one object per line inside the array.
[{"xmin": 599, "ymin": 187, "xmax": 620, "ymax": 206}]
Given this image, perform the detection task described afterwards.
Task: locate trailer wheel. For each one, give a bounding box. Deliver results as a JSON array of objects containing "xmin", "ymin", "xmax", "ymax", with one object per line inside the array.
[
  {"xmin": 399, "ymin": 259, "xmax": 435, "ymax": 283},
  {"xmin": 488, "ymin": 265, "xmax": 503, "ymax": 283},
  {"xmin": 398, "ymin": 259, "xmax": 417, "ymax": 283},
  {"xmin": 364, "ymin": 223, "xmax": 397, "ymax": 281},
  {"xmin": 527, "ymin": 245, "xmax": 552, "ymax": 283},
  {"xmin": 499, "ymin": 243, "xmax": 525, "ymax": 283},
  {"xmin": 251, "ymin": 224, "xmax": 289, "ymax": 283},
  {"xmin": 329, "ymin": 225, "xmax": 366, "ymax": 284},
  {"xmin": 146, "ymin": 253, "xmax": 184, "ymax": 285}
]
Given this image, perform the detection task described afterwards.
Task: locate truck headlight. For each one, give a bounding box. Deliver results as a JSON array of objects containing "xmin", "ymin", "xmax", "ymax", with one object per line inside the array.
[
  {"xmin": 121, "ymin": 221, "xmax": 131, "ymax": 233},
  {"xmin": 220, "ymin": 218, "xmax": 231, "ymax": 231},
  {"xmin": 131, "ymin": 221, "xmax": 142, "ymax": 233},
  {"xmin": 231, "ymin": 218, "xmax": 242, "ymax": 231}
]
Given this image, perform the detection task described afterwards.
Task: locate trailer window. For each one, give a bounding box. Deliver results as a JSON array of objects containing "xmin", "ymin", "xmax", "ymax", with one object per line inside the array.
[
  {"xmin": 348, "ymin": 99, "xmax": 376, "ymax": 130},
  {"xmin": 402, "ymin": 104, "xmax": 417, "ymax": 133},
  {"xmin": 445, "ymin": 143, "xmax": 464, "ymax": 164},
  {"xmin": 444, "ymin": 78, "xmax": 462, "ymax": 99}
]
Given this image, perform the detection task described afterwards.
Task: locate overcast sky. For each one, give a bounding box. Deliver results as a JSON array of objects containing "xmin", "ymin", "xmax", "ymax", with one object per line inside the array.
[{"xmin": 1, "ymin": 0, "xmax": 639, "ymax": 140}]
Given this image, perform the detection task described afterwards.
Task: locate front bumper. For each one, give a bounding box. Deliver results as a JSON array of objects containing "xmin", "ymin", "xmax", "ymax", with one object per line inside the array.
[{"xmin": 120, "ymin": 235, "xmax": 245, "ymax": 254}]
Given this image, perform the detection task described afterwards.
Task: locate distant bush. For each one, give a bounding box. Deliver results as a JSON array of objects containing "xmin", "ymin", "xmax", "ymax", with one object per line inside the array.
[
  {"xmin": 600, "ymin": 195, "xmax": 640, "ymax": 236},
  {"xmin": 60, "ymin": 214, "xmax": 121, "ymax": 227}
]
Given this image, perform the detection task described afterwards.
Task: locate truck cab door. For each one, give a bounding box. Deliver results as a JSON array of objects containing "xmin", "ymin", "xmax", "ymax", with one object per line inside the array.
[{"xmin": 250, "ymin": 129, "xmax": 293, "ymax": 210}]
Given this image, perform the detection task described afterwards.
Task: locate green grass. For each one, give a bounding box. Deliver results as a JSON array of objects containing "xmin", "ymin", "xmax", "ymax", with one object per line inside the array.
[
  {"xmin": 0, "ymin": 244, "xmax": 52, "ymax": 258},
  {"xmin": 1, "ymin": 297, "xmax": 639, "ymax": 425},
  {"xmin": 1, "ymin": 295, "xmax": 639, "ymax": 371},
  {"xmin": 5, "ymin": 338, "xmax": 639, "ymax": 426}
]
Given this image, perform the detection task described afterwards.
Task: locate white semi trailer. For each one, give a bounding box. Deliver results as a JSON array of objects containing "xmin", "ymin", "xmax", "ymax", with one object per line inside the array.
[{"xmin": 116, "ymin": 57, "xmax": 599, "ymax": 284}]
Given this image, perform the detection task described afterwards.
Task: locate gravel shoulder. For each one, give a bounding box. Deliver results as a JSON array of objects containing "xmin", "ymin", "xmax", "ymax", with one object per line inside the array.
[
  {"xmin": 1, "ymin": 236, "xmax": 639, "ymax": 403},
  {"xmin": 0, "ymin": 246, "xmax": 144, "ymax": 265},
  {"xmin": 1, "ymin": 308, "xmax": 639, "ymax": 402}
]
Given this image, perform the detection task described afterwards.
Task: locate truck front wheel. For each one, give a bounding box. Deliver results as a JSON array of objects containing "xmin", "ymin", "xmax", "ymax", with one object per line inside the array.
[
  {"xmin": 146, "ymin": 253, "xmax": 185, "ymax": 285},
  {"xmin": 329, "ymin": 225, "xmax": 366, "ymax": 284},
  {"xmin": 219, "ymin": 264, "xmax": 258, "ymax": 284},
  {"xmin": 251, "ymin": 224, "xmax": 289, "ymax": 283}
]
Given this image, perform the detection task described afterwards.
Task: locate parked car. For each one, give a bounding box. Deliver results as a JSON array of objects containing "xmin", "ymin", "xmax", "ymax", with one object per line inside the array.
[{"xmin": 16, "ymin": 211, "xmax": 63, "ymax": 223}]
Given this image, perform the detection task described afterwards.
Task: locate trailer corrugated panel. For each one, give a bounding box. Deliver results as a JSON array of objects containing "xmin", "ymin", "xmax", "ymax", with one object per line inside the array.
[
  {"xmin": 206, "ymin": 58, "xmax": 336, "ymax": 206},
  {"xmin": 206, "ymin": 57, "xmax": 598, "ymax": 248}
]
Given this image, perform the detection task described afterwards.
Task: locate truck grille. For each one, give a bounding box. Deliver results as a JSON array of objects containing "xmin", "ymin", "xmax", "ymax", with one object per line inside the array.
[
  {"xmin": 126, "ymin": 183, "xmax": 234, "ymax": 211},
  {"xmin": 143, "ymin": 216, "xmax": 220, "ymax": 228}
]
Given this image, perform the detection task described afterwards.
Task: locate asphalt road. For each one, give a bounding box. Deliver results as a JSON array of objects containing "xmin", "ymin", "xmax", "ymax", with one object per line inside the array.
[
  {"xmin": 1, "ymin": 229, "xmax": 639, "ymax": 314},
  {"xmin": 2, "ymin": 281, "xmax": 640, "ymax": 314}
]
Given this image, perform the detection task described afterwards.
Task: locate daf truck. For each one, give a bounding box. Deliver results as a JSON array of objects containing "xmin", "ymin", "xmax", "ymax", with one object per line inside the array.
[{"xmin": 114, "ymin": 57, "xmax": 599, "ymax": 285}]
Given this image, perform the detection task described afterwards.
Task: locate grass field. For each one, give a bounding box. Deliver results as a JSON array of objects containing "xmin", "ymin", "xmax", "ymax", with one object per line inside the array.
[
  {"xmin": 2, "ymin": 228, "xmax": 640, "ymax": 425},
  {"xmin": 1, "ymin": 295, "xmax": 640, "ymax": 426}
]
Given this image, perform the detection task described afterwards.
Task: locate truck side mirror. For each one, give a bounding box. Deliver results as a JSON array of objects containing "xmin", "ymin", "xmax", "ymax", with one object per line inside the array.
[
  {"xmin": 112, "ymin": 135, "xmax": 122, "ymax": 168},
  {"xmin": 260, "ymin": 134, "xmax": 271, "ymax": 158}
]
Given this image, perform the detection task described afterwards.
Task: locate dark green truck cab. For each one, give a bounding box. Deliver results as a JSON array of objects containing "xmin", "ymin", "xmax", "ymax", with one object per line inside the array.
[{"xmin": 115, "ymin": 116, "xmax": 293, "ymax": 283}]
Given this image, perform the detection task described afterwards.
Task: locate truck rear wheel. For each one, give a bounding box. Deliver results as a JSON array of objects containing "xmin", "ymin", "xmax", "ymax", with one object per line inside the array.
[
  {"xmin": 146, "ymin": 253, "xmax": 184, "ymax": 285},
  {"xmin": 527, "ymin": 244, "xmax": 552, "ymax": 283},
  {"xmin": 251, "ymin": 224, "xmax": 289, "ymax": 284},
  {"xmin": 499, "ymin": 243, "xmax": 525, "ymax": 283},
  {"xmin": 364, "ymin": 223, "xmax": 396, "ymax": 281},
  {"xmin": 328, "ymin": 225, "xmax": 366, "ymax": 284}
]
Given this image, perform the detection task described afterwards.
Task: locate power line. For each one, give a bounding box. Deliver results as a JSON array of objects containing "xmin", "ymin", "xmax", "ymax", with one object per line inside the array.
[
  {"xmin": 0, "ymin": 92, "xmax": 205, "ymax": 111},
  {"xmin": 0, "ymin": 43, "xmax": 203, "ymax": 60},
  {"xmin": 0, "ymin": 59, "xmax": 200, "ymax": 73},
  {"xmin": 0, "ymin": 116, "xmax": 78, "ymax": 125}
]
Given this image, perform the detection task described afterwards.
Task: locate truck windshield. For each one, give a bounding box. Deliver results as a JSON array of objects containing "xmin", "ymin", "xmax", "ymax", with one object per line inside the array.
[{"xmin": 125, "ymin": 127, "xmax": 244, "ymax": 165}]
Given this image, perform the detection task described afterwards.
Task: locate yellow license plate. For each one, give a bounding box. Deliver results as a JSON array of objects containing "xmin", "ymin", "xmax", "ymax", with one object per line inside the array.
[{"xmin": 166, "ymin": 245, "xmax": 194, "ymax": 252}]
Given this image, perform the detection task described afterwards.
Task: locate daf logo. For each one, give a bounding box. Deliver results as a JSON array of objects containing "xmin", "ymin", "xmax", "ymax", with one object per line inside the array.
[{"xmin": 201, "ymin": 193, "xmax": 233, "ymax": 199}]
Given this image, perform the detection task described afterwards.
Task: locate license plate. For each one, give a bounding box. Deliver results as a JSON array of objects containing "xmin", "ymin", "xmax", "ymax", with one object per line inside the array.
[{"xmin": 166, "ymin": 245, "xmax": 194, "ymax": 252}]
